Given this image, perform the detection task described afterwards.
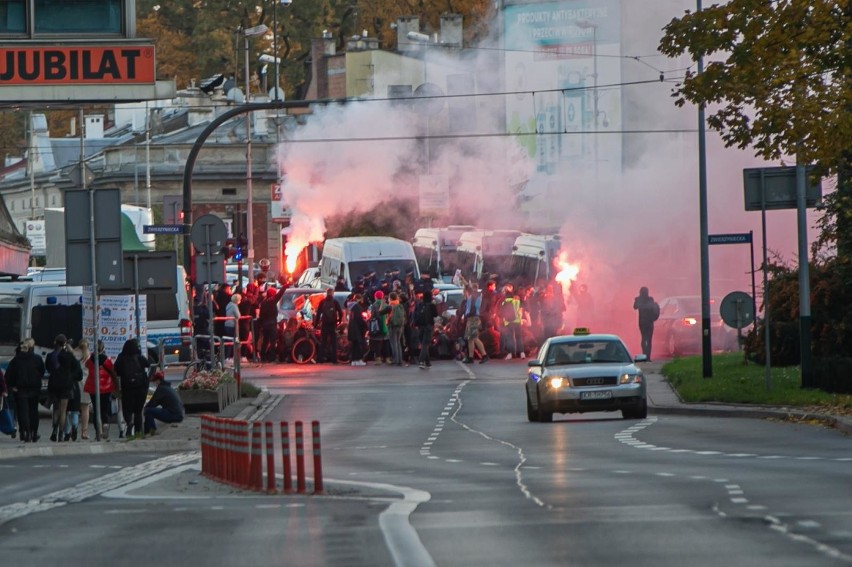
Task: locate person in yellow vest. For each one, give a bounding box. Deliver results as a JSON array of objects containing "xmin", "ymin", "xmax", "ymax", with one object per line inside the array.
[{"xmin": 499, "ymin": 289, "xmax": 525, "ymax": 360}]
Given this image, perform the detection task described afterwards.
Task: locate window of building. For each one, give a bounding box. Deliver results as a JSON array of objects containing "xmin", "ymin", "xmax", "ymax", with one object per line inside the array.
[
  {"xmin": 35, "ymin": 0, "xmax": 122, "ymax": 34},
  {"xmin": 0, "ymin": 0, "xmax": 125, "ymax": 36},
  {"xmin": 0, "ymin": 1, "xmax": 27, "ymax": 34}
]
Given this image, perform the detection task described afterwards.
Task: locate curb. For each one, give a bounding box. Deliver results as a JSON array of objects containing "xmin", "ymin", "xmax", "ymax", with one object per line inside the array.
[{"xmin": 650, "ymin": 404, "xmax": 852, "ymax": 436}]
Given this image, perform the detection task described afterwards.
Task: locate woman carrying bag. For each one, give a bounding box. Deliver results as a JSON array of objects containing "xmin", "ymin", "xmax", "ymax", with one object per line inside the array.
[{"xmin": 85, "ymin": 340, "xmax": 118, "ymax": 440}]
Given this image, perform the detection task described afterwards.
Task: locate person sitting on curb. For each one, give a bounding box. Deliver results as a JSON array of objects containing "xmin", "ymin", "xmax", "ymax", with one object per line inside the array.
[{"xmin": 143, "ymin": 371, "xmax": 184, "ymax": 436}]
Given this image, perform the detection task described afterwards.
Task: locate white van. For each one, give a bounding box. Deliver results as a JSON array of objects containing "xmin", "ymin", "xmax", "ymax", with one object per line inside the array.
[
  {"xmin": 456, "ymin": 229, "xmax": 522, "ymax": 280},
  {"xmin": 0, "ymin": 281, "xmax": 84, "ymax": 365},
  {"xmin": 511, "ymin": 233, "xmax": 562, "ymax": 284},
  {"xmin": 0, "ymin": 265, "xmax": 191, "ymax": 366},
  {"xmin": 411, "ymin": 225, "xmax": 476, "ymax": 283},
  {"xmin": 318, "ymin": 237, "xmax": 420, "ymax": 290}
]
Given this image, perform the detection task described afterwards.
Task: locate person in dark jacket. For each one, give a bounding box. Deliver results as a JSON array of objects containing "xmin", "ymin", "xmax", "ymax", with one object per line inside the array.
[
  {"xmin": 633, "ymin": 286, "xmax": 660, "ymax": 361},
  {"xmin": 315, "ymin": 288, "xmax": 343, "ymax": 363},
  {"xmin": 113, "ymin": 338, "xmax": 150, "ymax": 438},
  {"xmin": 415, "ymin": 293, "xmax": 439, "ymax": 369},
  {"xmin": 258, "ymin": 277, "xmax": 289, "ymax": 362},
  {"xmin": 347, "ymin": 294, "xmax": 368, "ymax": 366},
  {"xmin": 143, "ymin": 370, "xmax": 184, "ymax": 435},
  {"xmin": 6, "ymin": 338, "xmax": 45, "ymax": 442},
  {"xmin": 45, "ymin": 334, "xmax": 81, "ymax": 442}
]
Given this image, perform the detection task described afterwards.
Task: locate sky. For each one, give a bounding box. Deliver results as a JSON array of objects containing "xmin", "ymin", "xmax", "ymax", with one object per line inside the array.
[{"xmin": 274, "ymin": 0, "xmax": 830, "ymax": 352}]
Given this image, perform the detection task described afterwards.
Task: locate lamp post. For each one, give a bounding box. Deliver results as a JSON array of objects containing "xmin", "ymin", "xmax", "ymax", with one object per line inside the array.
[{"xmin": 243, "ymin": 24, "xmax": 269, "ymax": 283}]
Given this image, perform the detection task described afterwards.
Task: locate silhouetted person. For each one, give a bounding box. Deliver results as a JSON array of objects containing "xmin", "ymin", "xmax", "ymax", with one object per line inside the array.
[{"xmin": 633, "ymin": 286, "xmax": 660, "ymax": 361}]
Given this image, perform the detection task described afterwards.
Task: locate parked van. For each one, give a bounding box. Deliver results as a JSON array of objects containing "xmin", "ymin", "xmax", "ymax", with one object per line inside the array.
[
  {"xmin": 0, "ymin": 281, "xmax": 84, "ymax": 365},
  {"xmin": 412, "ymin": 225, "xmax": 476, "ymax": 282},
  {"xmin": 318, "ymin": 237, "xmax": 420, "ymax": 290},
  {"xmin": 0, "ymin": 265, "xmax": 191, "ymax": 366},
  {"xmin": 456, "ymin": 230, "xmax": 522, "ymax": 280},
  {"xmin": 511, "ymin": 233, "xmax": 562, "ymax": 284}
]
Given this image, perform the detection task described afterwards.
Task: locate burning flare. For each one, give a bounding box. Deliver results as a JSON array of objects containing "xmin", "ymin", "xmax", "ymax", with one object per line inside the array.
[{"xmin": 554, "ymin": 254, "xmax": 580, "ymax": 285}]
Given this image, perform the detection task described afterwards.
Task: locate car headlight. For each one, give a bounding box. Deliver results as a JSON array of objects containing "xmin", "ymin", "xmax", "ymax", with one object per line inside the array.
[
  {"xmin": 619, "ymin": 373, "xmax": 643, "ymax": 384},
  {"xmin": 548, "ymin": 377, "xmax": 565, "ymax": 389}
]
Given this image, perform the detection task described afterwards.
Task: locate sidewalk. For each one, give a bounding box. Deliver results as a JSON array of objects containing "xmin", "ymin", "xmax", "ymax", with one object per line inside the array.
[
  {"xmin": 641, "ymin": 361, "xmax": 852, "ymax": 435},
  {"xmin": 0, "ymin": 380, "xmax": 274, "ymax": 459}
]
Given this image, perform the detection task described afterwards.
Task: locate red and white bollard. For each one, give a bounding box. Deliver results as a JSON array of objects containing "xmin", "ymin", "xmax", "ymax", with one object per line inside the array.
[
  {"xmin": 311, "ymin": 420, "xmax": 323, "ymax": 494},
  {"xmin": 264, "ymin": 421, "xmax": 276, "ymax": 493},
  {"xmin": 295, "ymin": 420, "xmax": 306, "ymax": 493},
  {"xmin": 249, "ymin": 422, "xmax": 264, "ymax": 491},
  {"xmin": 280, "ymin": 422, "xmax": 292, "ymax": 493}
]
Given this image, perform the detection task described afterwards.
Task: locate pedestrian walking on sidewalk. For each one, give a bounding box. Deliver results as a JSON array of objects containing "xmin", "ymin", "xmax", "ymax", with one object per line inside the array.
[
  {"xmin": 6, "ymin": 338, "xmax": 44, "ymax": 442},
  {"xmin": 633, "ymin": 286, "xmax": 660, "ymax": 361}
]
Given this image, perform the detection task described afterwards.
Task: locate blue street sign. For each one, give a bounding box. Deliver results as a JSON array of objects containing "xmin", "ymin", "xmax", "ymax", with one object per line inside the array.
[
  {"xmin": 143, "ymin": 224, "xmax": 184, "ymax": 234},
  {"xmin": 708, "ymin": 233, "xmax": 752, "ymax": 245}
]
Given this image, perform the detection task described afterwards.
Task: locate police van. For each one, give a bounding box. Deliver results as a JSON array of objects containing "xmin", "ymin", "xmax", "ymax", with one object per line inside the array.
[
  {"xmin": 0, "ymin": 266, "xmax": 191, "ymax": 367},
  {"xmin": 318, "ymin": 237, "xmax": 420, "ymax": 290}
]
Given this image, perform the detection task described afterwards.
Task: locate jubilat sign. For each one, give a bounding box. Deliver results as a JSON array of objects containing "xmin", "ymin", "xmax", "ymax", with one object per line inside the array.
[{"xmin": 0, "ymin": 45, "xmax": 156, "ymax": 85}]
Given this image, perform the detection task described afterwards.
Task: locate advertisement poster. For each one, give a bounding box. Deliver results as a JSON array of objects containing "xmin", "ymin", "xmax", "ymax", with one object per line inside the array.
[
  {"xmin": 503, "ymin": 0, "xmax": 623, "ymax": 224},
  {"xmin": 82, "ymin": 291, "xmax": 147, "ymax": 359}
]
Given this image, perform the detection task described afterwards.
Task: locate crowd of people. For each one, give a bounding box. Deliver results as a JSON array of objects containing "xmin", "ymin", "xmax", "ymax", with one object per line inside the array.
[
  {"xmin": 193, "ymin": 266, "xmax": 578, "ymax": 368},
  {"xmin": 189, "ymin": 266, "xmax": 662, "ymax": 368},
  {"xmin": 0, "ymin": 335, "xmax": 184, "ymax": 444}
]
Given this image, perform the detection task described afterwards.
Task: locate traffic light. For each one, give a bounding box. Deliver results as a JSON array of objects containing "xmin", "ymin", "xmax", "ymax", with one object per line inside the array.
[{"xmin": 233, "ymin": 236, "xmax": 248, "ymax": 261}]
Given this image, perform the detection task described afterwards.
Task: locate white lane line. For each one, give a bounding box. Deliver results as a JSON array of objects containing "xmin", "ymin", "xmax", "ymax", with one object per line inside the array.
[{"xmin": 615, "ymin": 421, "xmax": 852, "ymax": 564}]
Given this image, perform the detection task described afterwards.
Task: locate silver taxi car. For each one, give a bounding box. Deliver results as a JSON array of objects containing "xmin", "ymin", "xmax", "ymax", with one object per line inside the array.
[{"xmin": 525, "ymin": 329, "xmax": 648, "ymax": 422}]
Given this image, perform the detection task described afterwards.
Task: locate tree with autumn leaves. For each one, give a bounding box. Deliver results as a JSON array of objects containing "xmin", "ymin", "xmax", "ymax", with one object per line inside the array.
[
  {"xmin": 660, "ymin": 0, "xmax": 852, "ymax": 386},
  {"xmin": 135, "ymin": 0, "xmax": 491, "ymax": 99}
]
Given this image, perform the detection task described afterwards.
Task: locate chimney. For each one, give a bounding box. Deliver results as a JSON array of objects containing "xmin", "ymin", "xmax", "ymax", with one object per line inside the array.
[
  {"xmin": 440, "ymin": 14, "xmax": 463, "ymax": 48},
  {"xmin": 84, "ymin": 115, "xmax": 104, "ymax": 139},
  {"xmin": 322, "ymin": 29, "xmax": 336, "ymax": 56},
  {"xmin": 395, "ymin": 16, "xmax": 420, "ymax": 52}
]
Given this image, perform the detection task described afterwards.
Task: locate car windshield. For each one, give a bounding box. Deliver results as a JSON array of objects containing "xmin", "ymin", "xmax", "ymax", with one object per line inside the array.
[
  {"xmin": 545, "ymin": 339, "xmax": 631, "ymax": 365},
  {"xmin": 349, "ymin": 260, "xmax": 418, "ymax": 284}
]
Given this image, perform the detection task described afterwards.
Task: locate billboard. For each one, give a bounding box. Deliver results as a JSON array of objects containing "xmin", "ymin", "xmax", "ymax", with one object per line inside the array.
[
  {"xmin": 0, "ymin": 45, "xmax": 156, "ymax": 85},
  {"xmin": 504, "ymin": 1, "xmax": 623, "ymax": 223}
]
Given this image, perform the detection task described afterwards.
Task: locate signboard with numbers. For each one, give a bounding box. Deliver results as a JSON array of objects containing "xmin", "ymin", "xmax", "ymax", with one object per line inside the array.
[{"xmin": 82, "ymin": 292, "xmax": 147, "ymax": 359}]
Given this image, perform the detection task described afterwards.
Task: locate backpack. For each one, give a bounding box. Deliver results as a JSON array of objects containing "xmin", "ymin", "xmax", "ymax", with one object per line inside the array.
[
  {"xmin": 390, "ymin": 303, "xmax": 405, "ymax": 327},
  {"xmin": 120, "ymin": 354, "xmax": 148, "ymax": 391},
  {"xmin": 413, "ymin": 301, "xmax": 430, "ymax": 327},
  {"xmin": 319, "ymin": 298, "xmax": 338, "ymax": 326}
]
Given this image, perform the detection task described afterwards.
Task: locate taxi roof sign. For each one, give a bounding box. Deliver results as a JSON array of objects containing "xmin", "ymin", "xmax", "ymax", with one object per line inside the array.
[{"xmin": 572, "ymin": 327, "xmax": 590, "ymax": 335}]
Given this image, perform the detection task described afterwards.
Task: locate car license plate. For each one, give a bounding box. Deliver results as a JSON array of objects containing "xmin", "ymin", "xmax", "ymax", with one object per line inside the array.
[{"xmin": 581, "ymin": 390, "xmax": 612, "ymax": 400}]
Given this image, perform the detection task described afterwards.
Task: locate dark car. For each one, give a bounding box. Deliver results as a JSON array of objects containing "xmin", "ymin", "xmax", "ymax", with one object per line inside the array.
[{"xmin": 653, "ymin": 296, "xmax": 738, "ymax": 357}]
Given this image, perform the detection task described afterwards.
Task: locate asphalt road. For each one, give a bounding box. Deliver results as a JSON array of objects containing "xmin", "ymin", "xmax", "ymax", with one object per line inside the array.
[{"xmin": 0, "ymin": 359, "xmax": 850, "ymax": 567}]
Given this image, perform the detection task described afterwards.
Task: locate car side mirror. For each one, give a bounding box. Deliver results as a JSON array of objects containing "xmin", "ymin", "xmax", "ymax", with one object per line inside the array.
[
  {"xmin": 634, "ymin": 354, "xmax": 648, "ymax": 362},
  {"xmin": 527, "ymin": 359, "xmax": 541, "ymax": 367}
]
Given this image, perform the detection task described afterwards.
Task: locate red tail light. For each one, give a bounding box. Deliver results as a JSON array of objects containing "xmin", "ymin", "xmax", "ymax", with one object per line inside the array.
[{"xmin": 180, "ymin": 318, "xmax": 193, "ymax": 344}]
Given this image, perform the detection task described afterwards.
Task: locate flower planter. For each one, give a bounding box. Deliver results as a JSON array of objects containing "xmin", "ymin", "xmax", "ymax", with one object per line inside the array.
[{"xmin": 179, "ymin": 381, "xmax": 238, "ymax": 412}]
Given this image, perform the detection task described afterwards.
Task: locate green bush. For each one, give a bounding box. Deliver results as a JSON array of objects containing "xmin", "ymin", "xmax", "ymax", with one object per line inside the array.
[{"xmin": 812, "ymin": 357, "xmax": 852, "ymax": 394}]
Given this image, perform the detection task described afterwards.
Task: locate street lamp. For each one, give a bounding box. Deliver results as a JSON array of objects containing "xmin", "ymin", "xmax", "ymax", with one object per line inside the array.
[{"xmin": 243, "ymin": 23, "xmax": 268, "ymax": 283}]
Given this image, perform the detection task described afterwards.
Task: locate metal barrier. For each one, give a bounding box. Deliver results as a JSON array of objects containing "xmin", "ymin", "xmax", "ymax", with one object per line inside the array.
[{"xmin": 200, "ymin": 417, "xmax": 324, "ymax": 494}]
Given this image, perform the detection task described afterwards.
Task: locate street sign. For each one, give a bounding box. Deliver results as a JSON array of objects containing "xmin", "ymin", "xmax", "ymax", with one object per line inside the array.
[
  {"xmin": 143, "ymin": 224, "xmax": 183, "ymax": 234},
  {"xmin": 743, "ymin": 166, "xmax": 821, "ymax": 211},
  {"xmin": 64, "ymin": 188, "xmax": 123, "ymax": 287},
  {"xmin": 190, "ymin": 214, "xmax": 228, "ymax": 252},
  {"xmin": 720, "ymin": 291, "xmax": 755, "ymax": 330},
  {"xmin": 709, "ymin": 233, "xmax": 752, "ymax": 245}
]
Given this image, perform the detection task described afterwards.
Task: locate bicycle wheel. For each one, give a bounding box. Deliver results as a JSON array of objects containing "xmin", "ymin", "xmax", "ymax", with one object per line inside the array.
[{"xmin": 291, "ymin": 337, "xmax": 316, "ymax": 364}]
